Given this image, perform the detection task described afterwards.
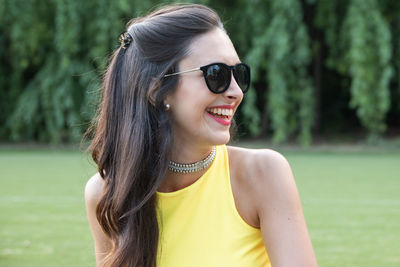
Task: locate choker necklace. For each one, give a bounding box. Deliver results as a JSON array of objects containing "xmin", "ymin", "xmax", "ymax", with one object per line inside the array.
[{"xmin": 168, "ymin": 146, "xmax": 216, "ymax": 173}]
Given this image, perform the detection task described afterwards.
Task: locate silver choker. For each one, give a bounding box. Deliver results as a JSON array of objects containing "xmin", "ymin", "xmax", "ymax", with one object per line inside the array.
[{"xmin": 168, "ymin": 147, "xmax": 216, "ymax": 173}]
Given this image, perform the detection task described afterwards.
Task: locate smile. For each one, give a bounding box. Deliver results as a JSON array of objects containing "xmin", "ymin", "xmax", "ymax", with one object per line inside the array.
[{"xmin": 206, "ymin": 107, "xmax": 233, "ymax": 126}]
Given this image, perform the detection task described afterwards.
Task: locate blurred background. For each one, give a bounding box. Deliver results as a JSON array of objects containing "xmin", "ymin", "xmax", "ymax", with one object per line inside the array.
[
  {"xmin": 0, "ymin": 0, "xmax": 399, "ymax": 266},
  {"xmin": 1, "ymin": 0, "xmax": 400, "ymax": 145}
]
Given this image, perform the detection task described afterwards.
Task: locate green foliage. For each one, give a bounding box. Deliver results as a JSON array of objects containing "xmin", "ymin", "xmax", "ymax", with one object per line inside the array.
[
  {"xmin": 1, "ymin": 0, "xmax": 135, "ymax": 143},
  {"xmin": 240, "ymin": 89, "xmax": 261, "ymax": 136},
  {"xmin": 314, "ymin": 0, "xmax": 349, "ymax": 71},
  {"xmin": 380, "ymin": 0, "xmax": 400, "ymax": 96},
  {"xmin": 340, "ymin": 0, "xmax": 393, "ymax": 138},
  {"xmin": 244, "ymin": 0, "xmax": 314, "ymax": 146},
  {"xmin": 0, "ymin": 0, "xmax": 399, "ymax": 144}
]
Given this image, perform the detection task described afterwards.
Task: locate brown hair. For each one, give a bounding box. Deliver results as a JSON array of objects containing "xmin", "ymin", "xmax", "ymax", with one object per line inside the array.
[{"xmin": 86, "ymin": 4, "xmax": 223, "ymax": 266}]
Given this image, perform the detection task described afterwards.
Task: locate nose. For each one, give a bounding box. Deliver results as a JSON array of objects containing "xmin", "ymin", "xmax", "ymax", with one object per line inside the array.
[{"xmin": 223, "ymin": 72, "xmax": 244, "ymax": 100}]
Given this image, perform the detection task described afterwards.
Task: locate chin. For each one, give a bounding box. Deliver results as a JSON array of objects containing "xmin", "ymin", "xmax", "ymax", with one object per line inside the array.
[{"xmin": 208, "ymin": 131, "xmax": 231, "ymax": 146}]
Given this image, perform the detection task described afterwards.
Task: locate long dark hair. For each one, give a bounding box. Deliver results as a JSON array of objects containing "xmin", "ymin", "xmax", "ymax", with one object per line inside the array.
[{"xmin": 86, "ymin": 4, "xmax": 223, "ymax": 266}]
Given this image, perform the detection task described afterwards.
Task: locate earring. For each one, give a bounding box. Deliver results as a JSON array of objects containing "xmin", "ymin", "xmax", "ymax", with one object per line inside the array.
[{"xmin": 164, "ymin": 103, "xmax": 170, "ymax": 111}]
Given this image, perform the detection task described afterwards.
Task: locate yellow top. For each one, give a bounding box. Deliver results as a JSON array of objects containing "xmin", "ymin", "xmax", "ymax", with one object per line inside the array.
[{"xmin": 156, "ymin": 145, "xmax": 271, "ymax": 267}]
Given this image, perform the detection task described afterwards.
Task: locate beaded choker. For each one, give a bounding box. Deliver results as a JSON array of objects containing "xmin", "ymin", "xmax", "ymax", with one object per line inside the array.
[{"xmin": 168, "ymin": 147, "xmax": 216, "ymax": 173}]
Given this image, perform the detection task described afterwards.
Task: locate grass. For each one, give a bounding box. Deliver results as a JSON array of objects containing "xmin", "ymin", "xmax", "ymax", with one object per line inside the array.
[
  {"xmin": 0, "ymin": 146, "xmax": 399, "ymax": 266},
  {"xmin": 285, "ymin": 151, "xmax": 400, "ymax": 266},
  {"xmin": 0, "ymin": 150, "xmax": 96, "ymax": 266}
]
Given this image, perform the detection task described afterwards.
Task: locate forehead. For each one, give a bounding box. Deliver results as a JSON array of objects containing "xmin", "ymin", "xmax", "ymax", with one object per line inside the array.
[{"xmin": 182, "ymin": 28, "xmax": 240, "ymax": 67}]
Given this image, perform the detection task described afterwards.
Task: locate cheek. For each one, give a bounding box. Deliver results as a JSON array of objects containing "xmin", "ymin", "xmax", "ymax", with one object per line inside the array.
[
  {"xmin": 174, "ymin": 81, "xmax": 212, "ymax": 113},
  {"xmin": 170, "ymin": 97, "xmax": 212, "ymax": 134},
  {"xmin": 172, "ymin": 100, "xmax": 207, "ymax": 124},
  {"xmin": 168, "ymin": 76, "xmax": 219, "ymax": 128}
]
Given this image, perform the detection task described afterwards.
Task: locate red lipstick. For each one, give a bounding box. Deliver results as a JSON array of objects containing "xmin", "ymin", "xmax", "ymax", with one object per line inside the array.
[{"xmin": 206, "ymin": 112, "xmax": 231, "ymax": 126}]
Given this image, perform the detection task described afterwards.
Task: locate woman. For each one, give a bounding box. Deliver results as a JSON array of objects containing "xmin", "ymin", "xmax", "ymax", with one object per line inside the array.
[{"xmin": 85, "ymin": 3, "xmax": 317, "ymax": 267}]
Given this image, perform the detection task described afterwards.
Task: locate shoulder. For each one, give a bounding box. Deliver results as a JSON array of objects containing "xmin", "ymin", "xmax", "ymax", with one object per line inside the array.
[
  {"xmin": 226, "ymin": 145, "xmax": 291, "ymax": 182},
  {"xmin": 227, "ymin": 146, "xmax": 317, "ymax": 266},
  {"xmin": 227, "ymin": 145, "xmax": 298, "ymax": 216},
  {"xmin": 84, "ymin": 173, "xmax": 113, "ymax": 264},
  {"xmin": 85, "ymin": 172, "xmax": 105, "ymax": 207}
]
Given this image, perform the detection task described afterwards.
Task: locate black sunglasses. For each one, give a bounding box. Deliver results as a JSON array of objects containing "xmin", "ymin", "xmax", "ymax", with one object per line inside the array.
[{"xmin": 164, "ymin": 62, "xmax": 251, "ymax": 94}]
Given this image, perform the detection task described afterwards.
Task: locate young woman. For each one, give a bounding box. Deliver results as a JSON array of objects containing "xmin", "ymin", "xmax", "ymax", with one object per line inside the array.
[{"xmin": 85, "ymin": 4, "xmax": 317, "ymax": 267}]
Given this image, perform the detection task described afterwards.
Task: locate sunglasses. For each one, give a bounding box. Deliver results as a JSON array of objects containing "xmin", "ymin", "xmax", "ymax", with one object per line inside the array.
[{"xmin": 164, "ymin": 62, "xmax": 251, "ymax": 94}]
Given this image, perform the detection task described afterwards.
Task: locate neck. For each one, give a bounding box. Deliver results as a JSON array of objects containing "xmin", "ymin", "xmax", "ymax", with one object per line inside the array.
[
  {"xmin": 157, "ymin": 140, "xmax": 216, "ymax": 193},
  {"xmin": 170, "ymin": 143, "xmax": 213, "ymax": 164},
  {"xmin": 170, "ymin": 130, "xmax": 215, "ymax": 163}
]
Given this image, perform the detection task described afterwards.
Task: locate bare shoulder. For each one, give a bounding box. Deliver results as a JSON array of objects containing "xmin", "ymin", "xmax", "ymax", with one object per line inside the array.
[
  {"xmin": 84, "ymin": 173, "xmax": 112, "ymax": 265},
  {"xmin": 85, "ymin": 172, "xmax": 105, "ymax": 205},
  {"xmin": 227, "ymin": 145, "xmax": 298, "ymax": 215},
  {"xmin": 227, "ymin": 145, "xmax": 286, "ymax": 161},
  {"xmin": 227, "ymin": 145, "xmax": 291, "ymax": 183},
  {"xmin": 227, "ymin": 146, "xmax": 317, "ymax": 266}
]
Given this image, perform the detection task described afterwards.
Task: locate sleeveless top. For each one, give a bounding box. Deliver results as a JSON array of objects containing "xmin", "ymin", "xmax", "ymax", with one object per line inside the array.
[{"xmin": 156, "ymin": 145, "xmax": 271, "ymax": 266}]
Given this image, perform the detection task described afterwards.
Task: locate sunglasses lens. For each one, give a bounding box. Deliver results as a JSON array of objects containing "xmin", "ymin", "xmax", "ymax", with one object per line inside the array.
[
  {"xmin": 204, "ymin": 64, "xmax": 230, "ymax": 93},
  {"xmin": 234, "ymin": 64, "xmax": 250, "ymax": 92}
]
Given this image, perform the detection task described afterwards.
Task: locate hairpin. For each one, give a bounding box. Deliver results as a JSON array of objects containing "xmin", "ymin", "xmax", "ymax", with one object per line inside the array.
[{"xmin": 119, "ymin": 32, "xmax": 133, "ymax": 49}]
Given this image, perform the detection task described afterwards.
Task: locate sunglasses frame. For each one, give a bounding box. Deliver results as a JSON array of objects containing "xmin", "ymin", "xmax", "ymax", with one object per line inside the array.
[{"xmin": 164, "ymin": 62, "xmax": 250, "ymax": 94}]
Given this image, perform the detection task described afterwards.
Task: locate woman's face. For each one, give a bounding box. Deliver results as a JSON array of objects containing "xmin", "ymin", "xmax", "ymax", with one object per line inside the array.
[{"xmin": 165, "ymin": 28, "xmax": 244, "ymax": 148}]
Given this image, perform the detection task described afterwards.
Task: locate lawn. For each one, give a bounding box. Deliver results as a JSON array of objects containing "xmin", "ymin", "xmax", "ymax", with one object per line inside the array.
[{"xmin": 0, "ymin": 146, "xmax": 399, "ymax": 266}]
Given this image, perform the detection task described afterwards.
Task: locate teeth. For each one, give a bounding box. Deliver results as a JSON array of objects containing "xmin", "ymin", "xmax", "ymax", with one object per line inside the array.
[{"xmin": 207, "ymin": 108, "xmax": 233, "ymax": 116}]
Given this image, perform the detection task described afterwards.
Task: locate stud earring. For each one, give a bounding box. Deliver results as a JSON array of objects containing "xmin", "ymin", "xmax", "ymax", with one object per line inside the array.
[{"xmin": 165, "ymin": 103, "xmax": 170, "ymax": 111}]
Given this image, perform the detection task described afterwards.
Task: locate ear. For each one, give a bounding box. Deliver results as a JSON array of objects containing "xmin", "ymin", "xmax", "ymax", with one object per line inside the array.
[{"xmin": 147, "ymin": 78, "xmax": 161, "ymax": 106}]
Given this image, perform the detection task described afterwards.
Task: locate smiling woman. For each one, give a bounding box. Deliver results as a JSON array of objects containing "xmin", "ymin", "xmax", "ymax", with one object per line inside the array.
[{"xmin": 84, "ymin": 3, "xmax": 317, "ymax": 267}]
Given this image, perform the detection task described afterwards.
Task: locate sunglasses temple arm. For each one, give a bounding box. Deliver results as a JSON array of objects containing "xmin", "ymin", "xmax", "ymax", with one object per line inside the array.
[{"xmin": 164, "ymin": 67, "xmax": 201, "ymax": 77}]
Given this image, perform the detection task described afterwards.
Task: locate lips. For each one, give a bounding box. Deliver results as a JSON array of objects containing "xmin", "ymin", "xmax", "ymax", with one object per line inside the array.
[{"xmin": 206, "ymin": 106, "xmax": 234, "ymax": 126}]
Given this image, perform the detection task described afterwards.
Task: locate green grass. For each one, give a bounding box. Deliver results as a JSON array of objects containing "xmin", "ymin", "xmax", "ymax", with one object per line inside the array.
[
  {"xmin": 0, "ymin": 147, "xmax": 399, "ymax": 266},
  {"xmin": 0, "ymin": 150, "xmax": 96, "ymax": 266},
  {"xmin": 286, "ymin": 151, "xmax": 400, "ymax": 267}
]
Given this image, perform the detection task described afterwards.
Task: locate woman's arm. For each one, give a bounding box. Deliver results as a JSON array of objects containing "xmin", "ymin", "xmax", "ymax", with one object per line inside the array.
[
  {"xmin": 85, "ymin": 173, "xmax": 112, "ymax": 267},
  {"xmin": 249, "ymin": 149, "xmax": 318, "ymax": 267}
]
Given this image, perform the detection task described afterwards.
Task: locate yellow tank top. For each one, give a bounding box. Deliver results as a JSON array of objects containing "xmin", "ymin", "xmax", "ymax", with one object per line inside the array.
[{"xmin": 156, "ymin": 145, "xmax": 271, "ymax": 266}]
